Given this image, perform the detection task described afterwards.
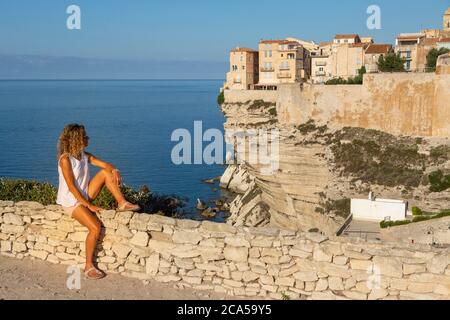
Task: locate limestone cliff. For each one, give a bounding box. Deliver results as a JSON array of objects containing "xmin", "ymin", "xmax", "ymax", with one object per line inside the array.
[
  {"xmin": 220, "ymin": 100, "xmax": 342, "ymax": 235},
  {"xmin": 219, "ymin": 98, "xmax": 450, "ymax": 236}
]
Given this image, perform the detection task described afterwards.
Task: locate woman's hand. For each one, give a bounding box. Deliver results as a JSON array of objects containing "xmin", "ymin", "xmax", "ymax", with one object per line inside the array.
[
  {"xmin": 112, "ymin": 169, "xmax": 122, "ymax": 186},
  {"xmin": 87, "ymin": 203, "xmax": 105, "ymax": 213}
]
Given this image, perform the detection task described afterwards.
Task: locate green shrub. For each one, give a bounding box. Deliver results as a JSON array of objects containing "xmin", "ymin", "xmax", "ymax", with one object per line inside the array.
[
  {"xmin": 426, "ymin": 48, "xmax": 450, "ymax": 72},
  {"xmin": 298, "ymin": 120, "xmax": 317, "ymax": 134},
  {"xmin": 331, "ymin": 133, "xmax": 425, "ymax": 188},
  {"xmin": 322, "ymin": 198, "xmax": 351, "ymax": 218},
  {"xmin": 217, "ymin": 90, "xmax": 225, "ymax": 105},
  {"xmin": 0, "ymin": 178, "xmax": 57, "ymax": 205},
  {"xmin": 281, "ymin": 292, "xmax": 291, "ymax": 300},
  {"xmin": 380, "ymin": 210, "xmax": 450, "ymax": 228},
  {"xmin": 268, "ymin": 107, "xmax": 277, "ymax": 116},
  {"xmin": 325, "ymin": 67, "xmax": 365, "ymax": 85},
  {"xmin": 325, "ymin": 77, "xmax": 348, "ymax": 85},
  {"xmin": 380, "ymin": 220, "xmax": 411, "ymax": 228},
  {"xmin": 430, "ymin": 145, "xmax": 450, "ymax": 161},
  {"xmin": 0, "ymin": 178, "xmax": 185, "ymax": 217},
  {"xmin": 297, "ymin": 120, "xmax": 328, "ymax": 136},
  {"xmin": 377, "ymin": 53, "xmax": 406, "ymax": 72},
  {"xmin": 92, "ymin": 185, "xmax": 185, "ymax": 217},
  {"xmin": 434, "ymin": 210, "xmax": 450, "ymax": 219},
  {"xmin": 412, "ymin": 215, "xmax": 432, "ymax": 223},
  {"xmin": 428, "ymin": 170, "xmax": 450, "ymax": 192},
  {"xmin": 412, "ymin": 206, "xmax": 423, "ymax": 216},
  {"xmin": 248, "ymin": 99, "xmax": 275, "ymax": 110}
]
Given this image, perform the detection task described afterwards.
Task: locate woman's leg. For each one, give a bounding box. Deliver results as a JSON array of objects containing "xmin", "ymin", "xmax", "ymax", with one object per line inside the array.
[
  {"xmin": 88, "ymin": 169, "xmax": 127, "ymax": 205},
  {"xmin": 71, "ymin": 205, "xmax": 103, "ymax": 276}
]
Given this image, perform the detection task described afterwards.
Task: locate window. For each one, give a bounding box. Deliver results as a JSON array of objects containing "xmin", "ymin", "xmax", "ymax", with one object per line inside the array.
[
  {"xmin": 287, "ymin": 53, "xmax": 295, "ymax": 59},
  {"xmin": 406, "ymin": 60, "xmax": 411, "ymax": 70},
  {"xmin": 242, "ymin": 66, "xmax": 245, "ymax": 70},
  {"xmin": 319, "ymin": 67, "xmax": 324, "ymax": 71},
  {"xmin": 280, "ymin": 61, "xmax": 289, "ymax": 70},
  {"xmin": 406, "ymin": 51, "xmax": 411, "ymax": 58},
  {"xmin": 240, "ymin": 55, "xmax": 244, "ymax": 62},
  {"xmin": 263, "ymin": 72, "xmax": 273, "ymax": 80},
  {"xmin": 344, "ymin": 39, "xmax": 348, "ymax": 43}
]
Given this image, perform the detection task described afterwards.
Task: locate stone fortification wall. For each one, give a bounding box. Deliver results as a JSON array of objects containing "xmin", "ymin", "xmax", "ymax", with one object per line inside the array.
[{"xmin": 1, "ymin": 201, "xmax": 449, "ymax": 300}]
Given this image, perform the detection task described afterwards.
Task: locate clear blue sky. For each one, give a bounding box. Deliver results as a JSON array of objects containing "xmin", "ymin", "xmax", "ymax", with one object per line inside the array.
[{"xmin": 0, "ymin": 0, "xmax": 448, "ymax": 78}]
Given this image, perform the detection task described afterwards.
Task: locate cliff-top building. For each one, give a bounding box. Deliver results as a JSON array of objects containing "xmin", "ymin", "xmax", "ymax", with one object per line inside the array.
[
  {"xmin": 311, "ymin": 34, "xmax": 368, "ymax": 84},
  {"xmin": 256, "ymin": 39, "xmax": 311, "ymax": 89},
  {"xmin": 364, "ymin": 43, "xmax": 393, "ymax": 73},
  {"xmin": 225, "ymin": 47, "xmax": 259, "ymax": 90},
  {"xmin": 395, "ymin": 7, "xmax": 450, "ymax": 72}
]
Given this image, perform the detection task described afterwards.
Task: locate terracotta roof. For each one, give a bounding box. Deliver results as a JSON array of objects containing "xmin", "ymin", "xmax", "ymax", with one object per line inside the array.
[
  {"xmin": 365, "ymin": 44, "xmax": 393, "ymax": 54},
  {"xmin": 231, "ymin": 47, "xmax": 257, "ymax": 53},
  {"xmin": 335, "ymin": 34, "xmax": 360, "ymax": 39},
  {"xmin": 396, "ymin": 33, "xmax": 425, "ymax": 40},
  {"xmin": 260, "ymin": 39, "xmax": 299, "ymax": 45},
  {"xmin": 438, "ymin": 38, "xmax": 450, "ymax": 43},
  {"xmin": 350, "ymin": 43, "xmax": 368, "ymax": 48}
]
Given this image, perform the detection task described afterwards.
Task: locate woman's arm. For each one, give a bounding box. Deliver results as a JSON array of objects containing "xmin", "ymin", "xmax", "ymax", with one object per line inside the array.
[
  {"xmin": 85, "ymin": 152, "xmax": 122, "ymax": 186},
  {"xmin": 59, "ymin": 156, "xmax": 103, "ymax": 212},
  {"xmin": 85, "ymin": 152, "xmax": 116, "ymax": 171}
]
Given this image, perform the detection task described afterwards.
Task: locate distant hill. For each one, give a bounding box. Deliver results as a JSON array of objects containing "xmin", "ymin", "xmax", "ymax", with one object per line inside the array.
[{"xmin": 0, "ymin": 54, "xmax": 227, "ymax": 80}]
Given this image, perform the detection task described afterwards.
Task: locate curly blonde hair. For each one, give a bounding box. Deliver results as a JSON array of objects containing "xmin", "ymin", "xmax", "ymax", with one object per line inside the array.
[{"xmin": 57, "ymin": 124, "xmax": 87, "ymax": 160}]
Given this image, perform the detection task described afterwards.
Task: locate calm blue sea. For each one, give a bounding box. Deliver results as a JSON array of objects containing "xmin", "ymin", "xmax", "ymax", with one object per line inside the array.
[{"xmin": 0, "ymin": 80, "xmax": 229, "ymax": 220}]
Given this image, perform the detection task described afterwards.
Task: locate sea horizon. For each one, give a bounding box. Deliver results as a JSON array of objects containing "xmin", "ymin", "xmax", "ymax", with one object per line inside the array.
[{"xmin": 0, "ymin": 79, "xmax": 229, "ymax": 221}]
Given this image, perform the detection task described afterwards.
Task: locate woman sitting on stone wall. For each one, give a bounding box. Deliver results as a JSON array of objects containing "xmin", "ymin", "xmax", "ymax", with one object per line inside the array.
[{"xmin": 56, "ymin": 123, "xmax": 140, "ymax": 280}]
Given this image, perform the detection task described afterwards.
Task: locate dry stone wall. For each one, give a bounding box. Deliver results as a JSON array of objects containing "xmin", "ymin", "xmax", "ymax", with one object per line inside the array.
[{"xmin": 1, "ymin": 200, "xmax": 449, "ymax": 300}]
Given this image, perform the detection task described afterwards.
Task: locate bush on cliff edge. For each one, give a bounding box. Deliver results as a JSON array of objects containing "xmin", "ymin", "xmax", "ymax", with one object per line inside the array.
[
  {"xmin": 217, "ymin": 90, "xmax": 225, "ymax": 105},
  {"xmin": 0, "ymin": 178, "xmax": 185, "ymax": 217}
]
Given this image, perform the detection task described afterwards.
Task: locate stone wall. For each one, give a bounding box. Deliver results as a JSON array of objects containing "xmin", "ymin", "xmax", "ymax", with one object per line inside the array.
[
  {"xmin": 225, "ymin": 72, "xmax": 450, "ymax": 137},
  {"xmin": 1, "ymin": 200, "xmax": 449, "ymax": 300},
  {"xmin": 224, "ymin": 89, "xmax": 277, "ymax": 104}
]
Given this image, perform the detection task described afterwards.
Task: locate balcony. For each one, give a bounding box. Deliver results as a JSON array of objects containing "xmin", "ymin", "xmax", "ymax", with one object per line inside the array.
[
  {"xmin": 260, "ymin": 67, "xmax": 275, "ymax": 72},
  {"xmin": 315, "ymin": 61, "xmax": 327, "ymax": 66},
  {"xmin": 277, "ymin": 72, "xmax": 292, "ymax": 79},
  {"xmin": 233, "ymin": 78, "xmax": 242, "ymax": 84},
  {"xmin": 279, "ymin": 66, "xmax": 290, "ymax": 71},
  {"xmin": 278, "ymin": 46, "xmax": 297, "ymax": 52},
  {"xmin": 315, "ymin": 71, "xmax": 326, "ymax": 76}
]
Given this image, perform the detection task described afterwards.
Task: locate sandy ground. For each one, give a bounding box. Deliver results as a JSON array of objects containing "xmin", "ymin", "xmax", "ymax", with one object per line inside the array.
[{"xmin": 0, "ymin": 255, "xmax": 237, "ymax": 300}]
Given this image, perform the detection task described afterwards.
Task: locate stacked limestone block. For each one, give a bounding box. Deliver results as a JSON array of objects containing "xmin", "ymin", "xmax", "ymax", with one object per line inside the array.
[{"xmin": 1, "ymin": 200, "xmax": 449, "ymax": 300}]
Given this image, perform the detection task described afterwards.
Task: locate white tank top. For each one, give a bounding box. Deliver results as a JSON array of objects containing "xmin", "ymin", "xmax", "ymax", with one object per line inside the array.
[{"xmin": 56, "ymin": 152, "xmax": 90, "ymax": 207}]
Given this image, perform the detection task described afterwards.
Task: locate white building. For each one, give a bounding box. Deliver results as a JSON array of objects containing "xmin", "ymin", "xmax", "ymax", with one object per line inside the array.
[{"xmin": 351, "ymin": 193, "xmax": 408, "ymax": 222}]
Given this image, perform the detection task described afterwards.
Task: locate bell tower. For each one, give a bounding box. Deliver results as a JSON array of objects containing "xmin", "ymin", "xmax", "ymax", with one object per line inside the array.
[{"xmin": 444, "ymin": 7, "xmax": 450, "ymax": 31}]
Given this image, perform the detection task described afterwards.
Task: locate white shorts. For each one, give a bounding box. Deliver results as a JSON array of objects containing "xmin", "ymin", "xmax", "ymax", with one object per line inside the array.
[{"xmin": 61, "ymin": 202, "xmax": 84, "ymax": 218}]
